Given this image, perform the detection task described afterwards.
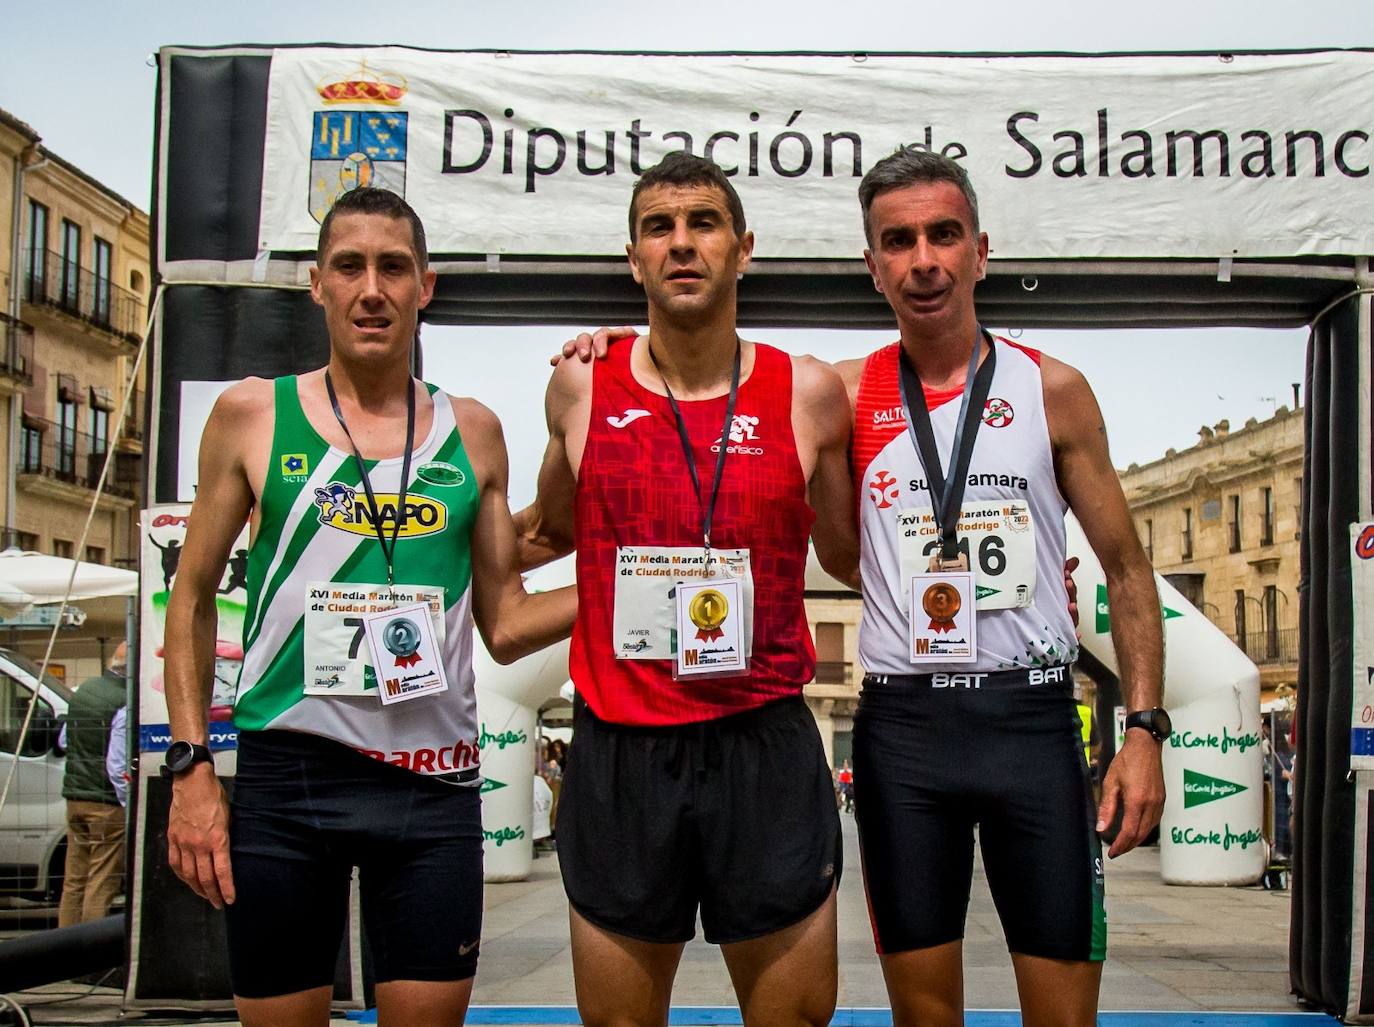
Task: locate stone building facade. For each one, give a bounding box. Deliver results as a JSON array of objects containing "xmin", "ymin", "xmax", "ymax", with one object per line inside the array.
[
  {"xmin": 1, "ymin": 108, "xmax": 148, "ymax": 680},
  {"xmin": 1118, "ymin": 407, "xmax": 1303, "ymax": 700}
]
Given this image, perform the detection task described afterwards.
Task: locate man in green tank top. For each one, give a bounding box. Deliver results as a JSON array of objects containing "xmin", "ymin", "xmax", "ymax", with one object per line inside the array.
[{"xmin": 162, "ymin": 188, "xmax": 575, "ymax": 1027}]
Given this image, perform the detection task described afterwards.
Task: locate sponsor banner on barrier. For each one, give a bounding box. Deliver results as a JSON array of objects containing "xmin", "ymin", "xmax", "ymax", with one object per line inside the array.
[
  {"xmin": 260, "ymin": 47, "xmax": 1374, "ymax": 260},
  {"xmin": 140, "ymin": 505, "xmax": 249, "ymax": 747},
  {"xmin": 1352, "ymin": 523, "xmax": 1374, "ymax": 769}
]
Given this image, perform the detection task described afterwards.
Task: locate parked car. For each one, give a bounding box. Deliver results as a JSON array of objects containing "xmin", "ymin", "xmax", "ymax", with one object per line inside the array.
[{"xmin": 0, "ymin": 649, "xmax": 74, "ymax": 901}]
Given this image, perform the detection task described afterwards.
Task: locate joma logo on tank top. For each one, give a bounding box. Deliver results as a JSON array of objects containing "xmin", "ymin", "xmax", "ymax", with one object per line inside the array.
[{"xmin": 312, "ymin": 481, "xmax": 448, "ymax": 538}]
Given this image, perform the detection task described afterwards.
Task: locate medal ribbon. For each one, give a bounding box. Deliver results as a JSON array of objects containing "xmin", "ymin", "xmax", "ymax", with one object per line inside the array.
[
  {"xmin": 325, "ymin": 371, "xmax": 416, "ymax": 589},
  {"xmin": 650, "ymin": 337, "xmax": 741, "ymax": 575},
  {"xmin": 896, "ymin": 328, "xmax": 998, "ymax": 563}
]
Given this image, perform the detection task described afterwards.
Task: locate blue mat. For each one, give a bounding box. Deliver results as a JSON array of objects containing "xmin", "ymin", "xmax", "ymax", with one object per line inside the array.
[{"xmin": 345, "ymin": 1006, "xmax": 1339, "ymax": 1025}]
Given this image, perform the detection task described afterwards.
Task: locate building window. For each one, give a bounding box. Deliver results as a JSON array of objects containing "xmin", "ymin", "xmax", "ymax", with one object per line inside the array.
[
  {"xmin": 92, "ymin": 237, "xmax": 113, "ymax": 326},
  {"xmin": 89, "ymin": 405, "xmax": 109, "ymax": 457},
  {"xmin": 1263, "ymin": 585, "xmax": 1280, "ymax": 660},
  {"xmin": 59, "ymin": 220, "xmax": 81, "ymax": 311},
  {"xmin": 57, "ymin": 391, "xmax": 78, "ymax": 478},
  {"xmin": 1228, "ymin": 494, "xmax": 1242, "ymax": 553},
  {"xmin": 13, "ymin": 532, "xmax": 37, "ymax": 552},
  {"xmin": 1144, "ymin": 518, "xmax": 1153, "ymax": 562},
  {"xmin": 1261, "ymin": 486, "xmax": 1275, "ymax": 546},
  {"xmin": 1234, "ymin": 589, "xmax": 1248, "ymax": 653},
  {"xmin": 1181, "ymin": 508, "xmax": 1193, "ymax": 561},
  {"xmin": 814, "ymin": 621, "xmax": 847, "ymax": 684},
  {"xmin": 1294, "ymin": 476, "xmax": 1303, "ymax": 540},
  {"xmin": 19, "ymin": 421, "xmax": 42, "ymax": 473},
  {"xmin": 52, "ymin": 539, "xmax": 73, "ymax": 560},
  {"xmin": 25, "ymin": 201, "xmax": 47, "ymax": 300},
  {"xmin": 85, "ymin": 545, "xmax": 105, "ymax": 565}
]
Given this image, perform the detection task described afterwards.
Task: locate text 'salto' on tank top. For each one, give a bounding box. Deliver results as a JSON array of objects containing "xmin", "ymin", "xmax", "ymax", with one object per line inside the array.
[{"xmin": 852, "ymin": 338, "xmax": 1077, "ymax": 675}]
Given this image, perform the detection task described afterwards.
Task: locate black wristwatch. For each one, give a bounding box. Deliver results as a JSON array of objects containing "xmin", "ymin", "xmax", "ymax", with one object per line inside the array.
[
  {"xmin": 1124, "ymin": 708, "xmax": 1173, "ymax": 742},
  {"xmin": 160, "ymin": 741, "xmax": 213, "ymax": 779}
]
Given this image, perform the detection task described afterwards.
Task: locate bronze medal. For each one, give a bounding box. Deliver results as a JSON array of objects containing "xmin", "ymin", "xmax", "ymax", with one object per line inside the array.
[{"xmin": 922, "ymin": 582, "xmax": 961, "ymax": 634}]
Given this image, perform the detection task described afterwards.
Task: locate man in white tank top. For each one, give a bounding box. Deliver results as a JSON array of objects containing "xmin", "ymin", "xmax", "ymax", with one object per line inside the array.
[{"xmin": 831, "ymin": 149, "xmax": 1167, "ymax": 1027}]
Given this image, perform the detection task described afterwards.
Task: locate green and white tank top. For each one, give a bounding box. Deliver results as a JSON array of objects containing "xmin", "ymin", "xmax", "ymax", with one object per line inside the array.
[{"xmin": 234, "ymin": 375, "xmax": 482, "ymax": 777}]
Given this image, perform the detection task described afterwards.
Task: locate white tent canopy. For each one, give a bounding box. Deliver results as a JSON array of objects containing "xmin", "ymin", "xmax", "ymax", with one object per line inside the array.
[{"xmin": 0, "ymin": 549, "xmax": 137, "ymax": 605}]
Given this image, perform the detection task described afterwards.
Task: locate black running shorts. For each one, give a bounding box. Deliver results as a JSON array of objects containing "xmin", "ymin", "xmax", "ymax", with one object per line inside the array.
[
  {"xmin": 225, "ymin": 730, "xmax": 484, "ymax": 998},
  {"xmin": 853, "ymin": 669, "xmax": 1106, "ymax": 962},
  {"xmin": 558, "ymin": 696, "xmax": 841, "ymax": 945}
]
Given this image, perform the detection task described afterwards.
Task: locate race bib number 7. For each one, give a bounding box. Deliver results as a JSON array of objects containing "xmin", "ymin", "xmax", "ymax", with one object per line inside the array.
[{"xmin": 897, "ymin": 500, "xmax": 1037, "ymax": 610}]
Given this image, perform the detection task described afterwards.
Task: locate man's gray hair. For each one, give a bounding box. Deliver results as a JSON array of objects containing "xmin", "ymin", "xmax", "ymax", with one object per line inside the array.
[{"xmin": 858, "ymin": 147, "xmax": 981, "ymax": 245}]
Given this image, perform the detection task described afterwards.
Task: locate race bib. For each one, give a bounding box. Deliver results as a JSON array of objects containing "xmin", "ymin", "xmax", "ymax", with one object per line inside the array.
[
  {"xmin": 612, "ymin": 546, "xmax": 754, "ymax": 660},
  {"xmin": 897, "ymin": 500, "xmax": 1037, "ymax": 610},
  {"xmin": 303, "ymin": 582, "xmax": 446, "ymax": 696}
]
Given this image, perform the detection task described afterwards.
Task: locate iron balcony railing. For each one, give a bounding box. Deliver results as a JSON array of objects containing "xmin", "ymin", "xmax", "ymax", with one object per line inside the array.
[
  {"xmin": 0, "ymin": 314, "xmax": 33, "ymax": 385},
  {"xmin": 18, "ymin": 416, "xmax": 139, "ymax": 499},
  {"xmin": 1236, "ymin": 626, "xmax": 1298, "ymax": 664},
  {"xmin": 22, "ymin": 249, "xmax": 144, "ymax": 343}
]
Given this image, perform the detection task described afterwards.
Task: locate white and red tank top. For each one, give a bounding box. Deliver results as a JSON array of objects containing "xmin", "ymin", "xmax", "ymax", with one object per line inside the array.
[
  {"xmin": 852, "ymin": 337, "xmax": 1078, "ymax": 675},
  {"xmin": 570, "ymin": 340, "xmax": 817, "ymax": 726}
]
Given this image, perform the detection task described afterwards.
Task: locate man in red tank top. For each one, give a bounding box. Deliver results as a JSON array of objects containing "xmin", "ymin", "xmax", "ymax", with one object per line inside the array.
[{"xmin": 515, "ymin": 153, "xmax": 857, "ymax": 1027}]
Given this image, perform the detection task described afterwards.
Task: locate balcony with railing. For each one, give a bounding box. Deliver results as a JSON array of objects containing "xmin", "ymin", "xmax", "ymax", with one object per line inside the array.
[
  {"xmin": 22, "ymin": 250, "xmax": 144, "ymax": 344},
  {"xmin": 116, "ymin": 387, "xmax": 145, "ymax": 450},
  {"xmin": 0, "ymin": 313, "xmax": 34, "ymax": 387},
  {"xmin": 18, "ymin": 418, "xmax": 139, "ymax": 500},
  {"xmin": 1236, "ymin": 626, "xmax": 1298, "ymax": 665}
]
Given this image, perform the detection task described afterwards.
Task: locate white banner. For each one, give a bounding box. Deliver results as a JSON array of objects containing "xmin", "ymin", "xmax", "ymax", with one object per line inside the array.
[
  {"xmin": 1353, "ymin": 523, "xmax": 1374, "ymax": 770},
  {"xmin": 260, "ymin": 48, "xmax": 1374, "ymax": 260}
]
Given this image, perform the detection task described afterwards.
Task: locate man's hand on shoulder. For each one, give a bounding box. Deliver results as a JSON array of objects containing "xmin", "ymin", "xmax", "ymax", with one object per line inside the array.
[
  {"xmin": 792, "ymin": 355, "xmax": 859, "ymax": 589},
  {"xmin": 550, "ymin": 325, "xmax": 640, "ymax": 366}
]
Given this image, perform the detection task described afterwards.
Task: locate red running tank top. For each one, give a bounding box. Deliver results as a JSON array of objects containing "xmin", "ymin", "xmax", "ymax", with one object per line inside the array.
[{"xmin": 570, "ymin": 340, "xmax": 817, "ymax": 726}]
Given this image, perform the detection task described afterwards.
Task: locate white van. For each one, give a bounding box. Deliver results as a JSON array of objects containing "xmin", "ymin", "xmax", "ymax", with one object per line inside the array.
[{"xmin": 0, "ymin": 650, "xmax": 74, "ymax": 901}]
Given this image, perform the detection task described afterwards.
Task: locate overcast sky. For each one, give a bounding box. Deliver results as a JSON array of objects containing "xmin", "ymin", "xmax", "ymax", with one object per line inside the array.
[{"xmin": 2, "ymin": 0, "xmax": 1362, "ymax": 500}]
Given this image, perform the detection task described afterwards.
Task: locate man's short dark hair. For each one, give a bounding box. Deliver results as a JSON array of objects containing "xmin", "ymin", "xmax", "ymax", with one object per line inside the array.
[
  {"xmin": 317, "ymin": 187, "xmax": 428, "ymax": 267},
  {"xmin": 858, "ymin": 148, "xmax": 981, "ymax": 246},
  {"xmin": 628, "ymin": 152, "xmax": 747, "ymax": 241}
]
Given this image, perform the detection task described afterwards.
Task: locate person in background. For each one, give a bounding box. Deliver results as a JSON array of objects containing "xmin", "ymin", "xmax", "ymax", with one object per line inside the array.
[{"xmin": 58, "ymin": 642, "xmax": 128, "ymax": 927}]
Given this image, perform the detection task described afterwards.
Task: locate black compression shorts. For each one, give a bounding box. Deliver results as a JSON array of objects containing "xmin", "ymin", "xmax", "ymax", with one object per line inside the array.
[
  {"xmin": 558, "ymin": 696, "xmax": 841, "ymax": 945},
  {"xmin": 853, "ymin": 668, "xmax": 1106, "ymax": 962},
  {"xmin": 225, "ymin": 730, "xmax": 484, "ymax": 998}
]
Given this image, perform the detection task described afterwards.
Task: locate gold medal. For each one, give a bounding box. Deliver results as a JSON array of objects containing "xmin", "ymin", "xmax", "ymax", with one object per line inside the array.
[
  {"xmin": 689, "ymin": 588, "xmax": 729, "ymax": 641},
  {"xmin": 922, "ymin": 582, "xmax": 961, "ymax": 634}
]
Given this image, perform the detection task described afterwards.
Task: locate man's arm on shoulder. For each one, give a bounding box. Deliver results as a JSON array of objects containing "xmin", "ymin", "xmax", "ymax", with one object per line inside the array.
[
  {"xmin": 1043, "ymin": 355, "xmax": 1164, "ymax": 858},
  {"xmin": 512, "ymin": 356, "xmax": 591, "ymax": 570},
  {"xmin": 162, "ymin": 378, "xmax": 267, "ymax": 908},
  {"xmin": 794, "ymin": 356, "xmax": 859, "ymax": 589},
  {"xmin": 460, "ymin": 398, "xmax": 577, "ymax": 663}
]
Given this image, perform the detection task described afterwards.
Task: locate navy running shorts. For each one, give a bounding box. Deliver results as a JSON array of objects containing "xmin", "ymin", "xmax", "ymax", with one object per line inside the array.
[
  {"xmin": 853, "ymin": 668, "xmax": 1106, "ymax": 962},
  {"xmin": 558, "ymin": 696, "xmax": 841, "ymax": 945},
  {"xmin": 225, "ymin": 730, "xmax": 484, "ymax": 998}
]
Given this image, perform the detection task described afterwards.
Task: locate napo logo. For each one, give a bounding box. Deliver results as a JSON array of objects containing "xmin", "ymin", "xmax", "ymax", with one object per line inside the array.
[
  {"xmin": 869, "ymin": 470, "xmax": 900, "ymax": 509},
  {"xmin": 416, "ymin": 461, "xmax": 466, "ymax": 487},
  {"xmin": 313, "ymin": 481, "xmax": 447, "ymax": 538},
  {"xmin": 983, "ymin": 398, "xmax": 1014, "ymax": 428},
  {"xmin": 711, "ymin": 413, "xmax": 764, "ymax": 455}
]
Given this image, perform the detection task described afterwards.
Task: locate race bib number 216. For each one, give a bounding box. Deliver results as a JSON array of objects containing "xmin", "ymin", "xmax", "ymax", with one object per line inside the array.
[{"xmin": 896, "ymin": 501, "xmax": 1037, "ymax": 610}]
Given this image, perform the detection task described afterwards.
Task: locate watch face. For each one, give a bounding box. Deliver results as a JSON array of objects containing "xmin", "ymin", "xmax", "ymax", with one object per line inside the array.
[
  {"xmin": 1152, "ymin": 709, "xmax": 1173, "ymax": 738},
  {"xmin": 165, "ymin": 741, "xmax": 194, "ymax": 773}
]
